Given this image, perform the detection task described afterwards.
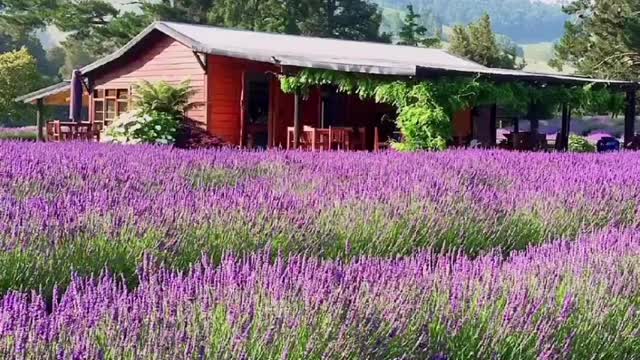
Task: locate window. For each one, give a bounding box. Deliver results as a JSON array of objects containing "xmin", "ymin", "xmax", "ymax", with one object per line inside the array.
[{"xmin": 93, "ymin": 88, "xmax": 129, "ymax": 125}]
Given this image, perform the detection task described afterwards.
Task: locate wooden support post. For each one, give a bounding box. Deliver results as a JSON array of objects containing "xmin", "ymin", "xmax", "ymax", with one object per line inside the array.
[
  {"xmin": 560, "ymin": 103, "xmax": 570, "ymax": 151},
  {"xmin": 529, "ymin": 101, "xmax": 539, "ymax": 134},
  {"xmin": 624, "ymin": 89, "xmax": 636, "ymax": 148},
  {"xmin": 293, "ymin": 92, "xmax": 302, "ymax": 149},
  {"xmin": 240, "ymin": 71, "xmax": 247, "ymax": 147},
  {"xmin": 36, "ymin": 99, "xmax": 44, "ymax": 142},
  {"xmin": 489, "ymin": 104, "xmax": 497, "ymax": 147},
  {"xmin": 513, "ymin": 117, "xmax": 519, "ymax": 133},
  {"xmin": 320, "ymin": 96, "xmax": 327, "ymax": 129}
]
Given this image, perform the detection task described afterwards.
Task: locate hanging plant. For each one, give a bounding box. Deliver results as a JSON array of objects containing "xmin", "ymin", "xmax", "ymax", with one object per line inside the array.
[{"xmin": 279, "ymin": 69, "xmax": 623, "ymax": 152}]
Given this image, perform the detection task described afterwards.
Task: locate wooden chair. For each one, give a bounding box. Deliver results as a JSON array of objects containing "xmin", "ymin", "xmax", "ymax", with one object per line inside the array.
[
  {"xmin": 287, "ymin": 126, "xmax": 330, "ymax": 151},
  {"xmin": 45, "ymin": 121, "xmax": 101, "ymax": 142},
  {"xmin": 534, "ymin": 133, "xmax": 549, "ymax": 152},
  {"xmin": 351, "ymin": 127, "xmax": 366, "ymax": 150},
  {"xmin": 46, "ymin": 121, "xmax": 60, "ymax": 142},
  {"xmin": 374, "ymin": 127, "xmax": 389, "ymax": 152},
  {"xmin": 329, "ymin": 127, "xmax": 351, "ymax": 150},
  {"xmin": 453, "ymin": 135, "xmax": 472, "ymax": 148},
  {"xmin": 512, "ymin": 132, "xmax": 534, "ymax": 151}
]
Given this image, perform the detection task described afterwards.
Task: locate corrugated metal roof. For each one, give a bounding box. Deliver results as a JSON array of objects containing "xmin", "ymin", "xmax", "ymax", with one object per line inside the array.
[
  {"xmin": 19, "ymin": 21, "xmax": 638, "ymax": 102},
  {"xmin": 159, "ymin": 22, "xmax": 487, "ymax": 74},
  {"xmin": 415, "ymin": 66, "xmax": 636, "ymax": 86}
]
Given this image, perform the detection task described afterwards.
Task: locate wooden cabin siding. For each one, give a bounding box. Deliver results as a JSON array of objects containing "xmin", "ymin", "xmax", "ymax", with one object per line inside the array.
[
  {"xmin": 207, "ymin": 55, "xmax": 242, "ymax": 145},
  {"xmin": 207, "ymin": 55, "xmax": 310, "ymax": 146},
  {"xmin": 93, "ymin": 35, "xmax": 206, "ymax": 125},
  {"xmin": 453, "ymin": 110, "xmax": 473, "ymax": 138},
  {"xmin": 206, "ymin": 54, "xmax": 393, "ymax": 148}
]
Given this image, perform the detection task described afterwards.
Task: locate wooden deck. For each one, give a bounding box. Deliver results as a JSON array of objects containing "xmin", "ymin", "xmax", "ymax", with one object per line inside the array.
[{"xmin": 46, "ymin": 121, "xmax": 102, "ymax": 142}]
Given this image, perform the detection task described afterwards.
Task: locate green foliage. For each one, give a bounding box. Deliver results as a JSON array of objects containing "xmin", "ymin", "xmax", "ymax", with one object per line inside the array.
[
  {"xmin": 0, "ymin": 48, "xmax": 40, "ymax": 123},
  {"xmin": 105, "ymin": 80, "xmax": 195, "ymax": 145},
  {"xmin": 397, "ymin": 5, "xmax": 440, "ymax": 47},
  {"xmin": 0, "ymin": 0, "xmax": 389, "ymax": 72},
  {"xmin": 281, "ymin": 71, "xmax": 451, "ymax": 150},
  {"xmin": 207, "ymin": 0, "xmax": 392, "ymax": 42},
  {"xmin": 105, "ymin": 111, "xmax": 180, "ymax": 145},
  {"xmin": 281, "ymin": 68, "xmax": 622, "ymax": 151},
  {"xmin": 568, "ymin": 134, "xmax": 596, "ymax": 153},
  {"xmin": 393, "ymin": 105, "xmax": 450, "ymax": 151},
  {"xmin": 133, "ymin": 80, "xmax": 196, "ymax": 119},
  {"xmin": 449, "ymin": 13, "xmax": 525, "ymax": 69},
  {"xmin": 550, "ymin": 0, "xmax": 639, "ymax": 80},
  {"xmin": 373, "ymin": 0, "xmax": 568, "ymax": 43}
]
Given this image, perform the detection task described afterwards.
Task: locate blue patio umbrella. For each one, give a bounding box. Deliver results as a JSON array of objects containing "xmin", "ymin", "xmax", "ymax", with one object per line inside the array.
[{"xmin": 69, "ymin": 69, "xmax": 84, "ymax": 123}]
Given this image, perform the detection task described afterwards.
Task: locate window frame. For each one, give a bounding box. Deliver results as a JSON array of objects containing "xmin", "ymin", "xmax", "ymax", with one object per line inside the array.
[{"xmin": 92, "ymin": 88, "xmax": 131, "ymax": 125}]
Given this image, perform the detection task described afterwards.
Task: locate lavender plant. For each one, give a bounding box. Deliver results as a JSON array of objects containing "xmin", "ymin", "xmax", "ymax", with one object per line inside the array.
[
  {"xmin": 0, "ymin": 142, "xmax": 639, "ymax": 296},
  {"xmin": 0, "ymin": 230, "xmax": 638, "ymax": 358}
]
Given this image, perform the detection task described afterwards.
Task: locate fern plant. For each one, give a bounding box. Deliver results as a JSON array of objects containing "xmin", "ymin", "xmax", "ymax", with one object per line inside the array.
[{"xmin": 133, "ymin": 80, "xmax": 197, "ymax": 118}]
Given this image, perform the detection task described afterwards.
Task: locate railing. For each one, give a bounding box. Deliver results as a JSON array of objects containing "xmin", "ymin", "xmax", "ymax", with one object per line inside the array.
[
  {"xmin": 46, "ymin": 121, "xmax": 102, "ymax": 142},
  {"xmin": 286, "ymin": 126, "xmax": 367, "ymax": 151}
]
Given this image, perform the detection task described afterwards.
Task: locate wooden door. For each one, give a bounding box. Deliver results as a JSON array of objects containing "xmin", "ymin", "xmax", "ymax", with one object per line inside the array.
[{"xmin": 242, "ymin": 73, "xmax": 271, "ymax": 148}]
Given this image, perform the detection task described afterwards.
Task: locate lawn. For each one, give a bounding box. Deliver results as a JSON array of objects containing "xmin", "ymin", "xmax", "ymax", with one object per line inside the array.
[{"xmin": 0, "ymin": 142, "xmax": 639, "ymax": 358}]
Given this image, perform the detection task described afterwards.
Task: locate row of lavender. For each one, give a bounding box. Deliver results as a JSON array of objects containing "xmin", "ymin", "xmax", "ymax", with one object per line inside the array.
[
  {"xmin": 1, "ymin": 142, "xmax": 640, "ymax": 295},
  {"xmin": 0, "ymin": 127, "xmax": 37, "ymax": 141},
  {"xmin": 1, "ymin": 229, "xmax": 638, "ymax": 358}
]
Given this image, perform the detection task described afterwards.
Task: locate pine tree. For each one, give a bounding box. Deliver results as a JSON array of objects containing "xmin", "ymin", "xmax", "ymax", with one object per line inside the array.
[
  {"xmin": 550, "ymin": 0, "xmax": 639, "ymax": 80},
  {"xmin": 397, "ymin": 5, "xmax": 440, "ymax": 47},
  {"xmin": 449, "ymin": 13, "xmax": 524, "ymax": 69}
]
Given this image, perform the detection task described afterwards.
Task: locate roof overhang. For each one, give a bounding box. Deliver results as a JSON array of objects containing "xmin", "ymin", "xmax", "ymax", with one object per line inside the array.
[
  {"xmin": 416, "ymin": 66, "xmax": 638, "ymax": 90},
  {"xmin": 16, "ymin": 81, "xmax": 71, "ymax": 104},
  {"xmin": 18, "ymin": 22, "xmax": 640, "ymax": 103}
]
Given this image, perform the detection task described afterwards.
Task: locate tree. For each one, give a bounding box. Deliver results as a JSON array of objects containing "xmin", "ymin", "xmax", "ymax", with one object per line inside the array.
[
  {"xmin": 550, "ymin": 0, "xmax": 639, "ymax": 80},
  {"xmin": 1, "ymin": 0, "xmax": 389, "ymax": 67},
  {"xmin": 0, "ymin": 48, "xmax": 41, "ymax": 124},
  {"xmin": 397, "ymin": 5, "xmax": 440, "ymax": 47},
  {"xmin": 449, "ymin": 13, "xmax": 525, "ymax": 69}
]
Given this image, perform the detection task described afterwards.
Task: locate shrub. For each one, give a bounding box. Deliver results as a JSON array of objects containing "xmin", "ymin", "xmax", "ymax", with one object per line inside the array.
[
  {"xmin": 568, "ymin": 134, "xmax": 596, "ymax": 153},
  {"xmin": 105, "ymin": 111, "xmax": 179, "ymax": 145},
  {"xmin": 103, "ymin": 80, "xmax": 196, "ymax": 145},
  {"xmin": 133, "ymin": 79, "xmax": 196, "ymax": 118}
]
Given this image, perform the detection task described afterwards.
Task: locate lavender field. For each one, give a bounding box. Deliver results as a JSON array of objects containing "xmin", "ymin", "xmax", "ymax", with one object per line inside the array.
[{"xmin": 1, "ymin": 142, "xmax": 639, "ymax": 358}]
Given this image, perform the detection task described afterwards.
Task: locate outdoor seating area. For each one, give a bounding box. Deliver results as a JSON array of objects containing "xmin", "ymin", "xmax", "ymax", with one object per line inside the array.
[
  {"xmin": 46, "ymin": 120, "xmax": 102, "ymax": 142},
  {"xmin": 286, "ymin": 126, "xmax": 368, "ymax": 151},
  {"xmin": 499, "ymin": 131, "xmax": 551, "ymax": 151}
]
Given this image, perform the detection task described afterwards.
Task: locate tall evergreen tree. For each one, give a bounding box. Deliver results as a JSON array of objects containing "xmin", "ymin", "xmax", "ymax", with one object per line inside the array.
[
  {"xmin": 297, "ymin": 0, "xmax": 388, "ymax": 42},
  {"xmin": 1, "ymin": 0, "xmax": 389, "ymax": 74},
  {"xmin": 550, "ymin": 0, "xmax": 640, "ymax": 80},
  {"xmin": 449, "ymin": 13, "xmax": 524, "ymax": 69},
  {"xmin": 397, "ymin": 5, "xmax": 440, "ymax": 47}
]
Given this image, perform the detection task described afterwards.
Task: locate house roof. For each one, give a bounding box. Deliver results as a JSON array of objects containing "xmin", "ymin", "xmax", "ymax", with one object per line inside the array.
[
  {"xmin": 80, "ymin": 21, "xmax": 488, "ymax": 77},
  {"xmin": 83, "ymin": 21, "xmax": 636, "ymax": 87},
  {"xmin": 16, "ymin": 81, "xmax": 70, "ymax": 104},
  {"xmin": 18, "ymin": 21, "xmax": 638, "ymax": 103}
]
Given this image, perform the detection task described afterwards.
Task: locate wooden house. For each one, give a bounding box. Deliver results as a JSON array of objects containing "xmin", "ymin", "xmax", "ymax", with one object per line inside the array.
[{"xmin": 18, "ymin": 22, "xmax": 639, "ymax": 150}]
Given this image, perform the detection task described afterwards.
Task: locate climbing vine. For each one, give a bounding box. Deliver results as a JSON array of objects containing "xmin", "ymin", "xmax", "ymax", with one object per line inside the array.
[{"xmin": 280, "ymin": 69, "xmax": 624, "ymax": 151}]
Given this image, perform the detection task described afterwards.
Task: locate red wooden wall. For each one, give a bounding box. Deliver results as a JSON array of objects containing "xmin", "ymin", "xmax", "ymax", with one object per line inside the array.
[
  {"xmin": 92, "ymin": 33, "xmax": 207, "ymax": 126},
  {"xmin": 207, "ymin": 55, "xmax": 322, "ymax": 147}
]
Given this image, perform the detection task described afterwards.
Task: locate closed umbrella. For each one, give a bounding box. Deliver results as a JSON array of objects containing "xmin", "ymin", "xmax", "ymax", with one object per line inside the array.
[{"xmin": 69, "ymin": 70, "xmax": 83, "ymax": 123}]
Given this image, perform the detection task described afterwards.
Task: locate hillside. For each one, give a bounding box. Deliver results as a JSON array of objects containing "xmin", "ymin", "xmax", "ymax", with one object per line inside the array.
[
  {"xmin": 374, "ymin": 0, "xmax": 568, "ymax": 43},
  {"xmin": 37, "ymin": 0, "xmax": 570, "ymax": 74}
]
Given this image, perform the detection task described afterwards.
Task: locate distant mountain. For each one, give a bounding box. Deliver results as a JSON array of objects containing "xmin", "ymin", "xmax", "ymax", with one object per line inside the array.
[
  {"xmin": 38, "ymin": 0, "xmax": 569, "ymax": 49},
  {"xmin": 531, "ymin": 0, "xmax": 569, "ymax": 4},
  {"xmin": 374, "ymin": 0, "xmax": 569, "ymax": 43}
]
